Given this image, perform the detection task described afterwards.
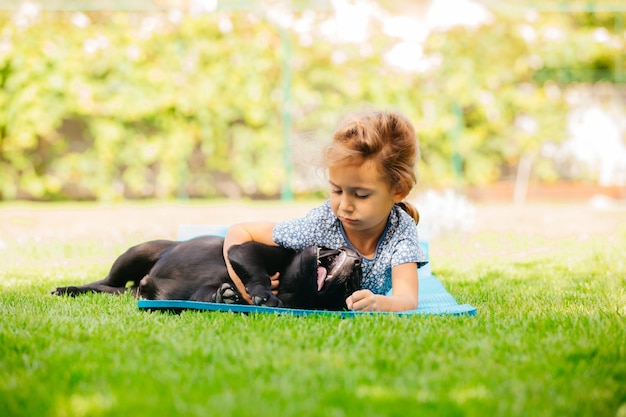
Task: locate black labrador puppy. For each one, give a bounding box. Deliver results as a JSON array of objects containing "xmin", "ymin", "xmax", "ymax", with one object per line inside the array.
[{"xmin": 52, "ymin": 236, "xmax": 362, "ymax": 310}]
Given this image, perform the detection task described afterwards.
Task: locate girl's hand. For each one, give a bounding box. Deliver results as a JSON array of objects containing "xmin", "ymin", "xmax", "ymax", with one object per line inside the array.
[
  {"xmin": 270, "ymin": 272, "xmax": 280, "ymax": 295},
  {"xmin": 346, "ymin": 289, "xmax": 379, "ymax": 312}
]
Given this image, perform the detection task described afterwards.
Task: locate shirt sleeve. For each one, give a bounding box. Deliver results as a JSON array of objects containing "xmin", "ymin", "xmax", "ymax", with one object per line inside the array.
[
  {"xmin": 391, "ymin": 209, "xmax": 429, "ymax": 268},
  {"xmin": 391, "ymin": 238, "xmax": 428, "ymax": 268},
  {"xmin": 273, "ymin": 202, "xmax": 335, "ymax": 250}
]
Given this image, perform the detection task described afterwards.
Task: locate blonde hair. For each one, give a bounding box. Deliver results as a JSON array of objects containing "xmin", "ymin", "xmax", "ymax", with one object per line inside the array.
[{"xmin": 324, "ymin": 109, "xmax": 420, "ymax": 224}]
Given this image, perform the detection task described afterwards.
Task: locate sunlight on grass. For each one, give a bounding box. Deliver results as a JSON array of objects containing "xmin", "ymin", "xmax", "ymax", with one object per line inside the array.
[{"xmin": 55, "ymin": 393, "xmax": 116, "ymax": 417}]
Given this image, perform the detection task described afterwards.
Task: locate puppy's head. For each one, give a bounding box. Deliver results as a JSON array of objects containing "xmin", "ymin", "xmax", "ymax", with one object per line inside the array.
[
  {"xmin": 277, "ymin": 245, "xmax": 362, "ymax": 309},
  {"xmin": 312, "ymin": 246, "xmax": 361, "ymax": 295}
]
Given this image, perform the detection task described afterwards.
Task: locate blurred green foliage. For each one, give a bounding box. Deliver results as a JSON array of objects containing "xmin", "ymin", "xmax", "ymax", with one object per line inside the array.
[{"xmin": 0, "ymin": 5, "xmax": 623, "ymax": 200}]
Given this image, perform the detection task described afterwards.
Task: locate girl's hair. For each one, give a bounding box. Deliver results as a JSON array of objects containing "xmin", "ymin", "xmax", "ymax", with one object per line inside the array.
[{"xmin": 324, "ymin": 109, "xmax": 420, "ymax": 224}]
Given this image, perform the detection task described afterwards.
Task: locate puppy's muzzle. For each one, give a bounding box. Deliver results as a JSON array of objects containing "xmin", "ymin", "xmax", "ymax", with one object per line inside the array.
[{"xmin": 316, "ymin": 246, "xmax": 361, "ymax": 292}]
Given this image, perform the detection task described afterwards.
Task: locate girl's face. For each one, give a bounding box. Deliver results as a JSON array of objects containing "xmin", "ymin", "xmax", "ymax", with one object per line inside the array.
[{"xmin": 328, "ymin": 159, "xmax": 405, "ymax": 237}]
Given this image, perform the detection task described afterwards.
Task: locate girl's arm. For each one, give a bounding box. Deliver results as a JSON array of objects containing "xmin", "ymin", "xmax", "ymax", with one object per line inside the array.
[
  {"xmin": 223, "ymin": 222, "xmax": 277, "ymax": 303},
  {"xmin": 346, "ymin": 263, "xmax": 418, "ymax": 312}
]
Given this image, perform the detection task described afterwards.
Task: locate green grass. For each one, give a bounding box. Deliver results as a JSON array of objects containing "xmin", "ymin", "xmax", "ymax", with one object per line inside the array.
[{"xmin": 1, "ymin": 232, "xmax": 625, "ymax": 417}]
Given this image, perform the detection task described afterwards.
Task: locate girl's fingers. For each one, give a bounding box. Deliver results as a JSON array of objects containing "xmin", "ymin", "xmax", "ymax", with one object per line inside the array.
[
  {"xmin": 270, "ymin": 272, "xmax": 280, "ymax": 289},
  {"xmin": 347, "ymin": 290, "xmax": 378, "ymax": 311},
  {"xmin": 347, "ymin": 290, "xmax": 366, "ymax": 310}
]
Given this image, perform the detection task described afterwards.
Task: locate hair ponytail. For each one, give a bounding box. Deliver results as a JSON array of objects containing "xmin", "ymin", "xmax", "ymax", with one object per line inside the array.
[{"xmin": 396, "ymin": 201, "xmax": 420, "ymax": 225}]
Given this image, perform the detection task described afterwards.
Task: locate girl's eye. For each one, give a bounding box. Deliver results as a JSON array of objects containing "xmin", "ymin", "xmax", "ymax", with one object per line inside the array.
[
  {"xmin": 331, "ymin": 189, "xmax": 342, "ymax": 195},
  {"xmin": 355, "ymin": 193, "xmax": 370, "ymax": 199}
]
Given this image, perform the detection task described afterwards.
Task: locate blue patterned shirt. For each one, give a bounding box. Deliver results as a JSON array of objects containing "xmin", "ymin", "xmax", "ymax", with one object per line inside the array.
[{"xmin": 273, "ymin": 201, "xmax": 428, "ymax": 295}]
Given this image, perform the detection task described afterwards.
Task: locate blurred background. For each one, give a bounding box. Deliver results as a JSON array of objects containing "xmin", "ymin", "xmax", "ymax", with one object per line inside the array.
[{"xmin": 0, "ymin": 0, "xmax": 624, "ymax": 209}]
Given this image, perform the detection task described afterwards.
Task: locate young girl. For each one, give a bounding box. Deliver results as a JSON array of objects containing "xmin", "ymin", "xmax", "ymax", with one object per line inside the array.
[{"xmin": 223, "ymin": 109, "xmax": 428, "ymax": 312}]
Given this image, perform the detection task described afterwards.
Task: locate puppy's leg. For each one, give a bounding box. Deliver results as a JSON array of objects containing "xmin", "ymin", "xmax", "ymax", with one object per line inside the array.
[
  {"xmin": 52, "ymin": 279, "xmax": 128, "ymax": 296},
  {"xmin": 52, "ymin": 240, "xmax": 176, "ymax": 297},
  {"xmin": 228, "ymin": 243, "xmax": 295, "ymax": 308}
]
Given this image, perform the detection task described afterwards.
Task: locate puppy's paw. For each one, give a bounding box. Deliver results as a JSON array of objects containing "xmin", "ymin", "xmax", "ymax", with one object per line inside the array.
[
  {"xmin": 214, "ymin": 283, "xmax": 241, "ymax": 304},
  {"xmin": 251, "ymin": 292, "xmax": 283, "ymax": 308},
  {"xmin": 51, "ymin": 286, "xmax": 78, "ymax": 296}
]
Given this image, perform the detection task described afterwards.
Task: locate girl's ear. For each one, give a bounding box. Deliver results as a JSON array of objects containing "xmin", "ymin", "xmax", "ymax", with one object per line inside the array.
[{"xmin": 392, "ymin": 183, "xmax": 409, "ymax": 203}]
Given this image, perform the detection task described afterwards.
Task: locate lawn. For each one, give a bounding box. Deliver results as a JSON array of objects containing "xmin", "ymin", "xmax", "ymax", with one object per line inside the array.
[{"xmin": 1, "ymin": 203, "xmax": 625, "ymax": 417}]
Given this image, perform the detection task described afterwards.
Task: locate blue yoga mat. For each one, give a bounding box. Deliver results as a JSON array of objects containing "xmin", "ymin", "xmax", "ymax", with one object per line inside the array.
[{"xmin": 137, "ymin": 224, "xmax": 477, "ymax": 317}]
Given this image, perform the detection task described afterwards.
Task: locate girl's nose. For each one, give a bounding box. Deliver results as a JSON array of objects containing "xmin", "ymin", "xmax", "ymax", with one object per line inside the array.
[{"xmin": 339, "ymin": 195, "xmax": 354, "ymax": 213}]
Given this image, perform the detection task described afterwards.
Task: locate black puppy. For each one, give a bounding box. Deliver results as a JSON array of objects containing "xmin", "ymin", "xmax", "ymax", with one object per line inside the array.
[{"xmin": 52, "ymin": 236, "xmax": 362, "ymax": 310}]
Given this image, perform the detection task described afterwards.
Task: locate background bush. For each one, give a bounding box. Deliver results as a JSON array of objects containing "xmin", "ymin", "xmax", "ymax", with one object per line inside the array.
[{"xmin": 0, "ymin": 3, "xmax": 623, "ymax": 200}]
